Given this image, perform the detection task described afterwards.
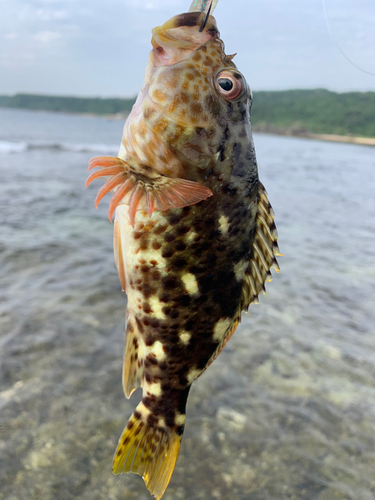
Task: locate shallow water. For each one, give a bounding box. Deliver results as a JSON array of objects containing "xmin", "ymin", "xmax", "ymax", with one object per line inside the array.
[{"xmin": 0, "ymin": 108, "xmax": 375, "ymax": 500}]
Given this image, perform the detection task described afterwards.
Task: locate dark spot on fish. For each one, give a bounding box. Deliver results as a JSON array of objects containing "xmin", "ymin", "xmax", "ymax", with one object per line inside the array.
[
  {"xmin": 134, "ymin": 411, "xmax": 141, "ymax": 420},
  {"xmin": 238, "ymin": 100, "xmax": 247, "ymax": 119},
  {"xmin": 143, "ymin": 395, "xmax": 157, "ymax": 409},
  {"xmin": 135, "ymin": 317, "xmax": 144, "ymax": 332},
  {"xmin": 151, "ymin": 269, "xmax": 161, "ymax": 280},
  {"xmin": 152, "ymin": 241, "xmax": 162, "ymax": 250},
  {"xmin": 171, "ymin": 256, "xmax": 188, "ymax": 268},
  {"xmin": 143, "ymin": 303, "xmax": 152, "ymax": 314},
  {"xmin": 134, "ymin": 232, "xmax": 142, "ymax": 240},
  {"xmin": 173, "ymin": 294, "xmax": 191, "ymax": 307},
  {"xmin": 150, "ymin": 317, "xmax": 161, "ymax": 329},
  {"xmin": 233, "ymin": 142, "xmax": 242, "ymax": 161},
  {"xmin": 185, "ymin": 319, "xmax": 194, "ymax": 331},
  {"xmin": 162, "ymin": 248, "xmax": 175, "ymax": 258},
  {"xmin": 141, "ymin": 264, "xmax": 149, "ymax": 273},
  {"xmin": 191, "ymin": 102, "xmax": 203, "ymax": 115},
  {"xmin": 140, "ymin": 239, "xmax": 148, "ymax": 251},
  {"xmin": 205, "ymin": 94, "xmax": 221, "ymax": 117},
  {"xmin": 222, "ymin": 183, "xmax": 237, "ymax": 195},
  {"xmin": 176, "ymin": 226, "xmax": 190, "ymax": 236},
  {"xmin": 174, "ymin": 241, "xmax": 187, "ymax": 252},
  {"xmin": 159, "ymin": 293, "xmax": 169, "ymax": 303},
  {"xmin": 142, "ymin": 283, "xmax": 154, "ymax": 299},
  {"xmin": 144, "ymin": 107, "xmax": 155, "ymax": 120},
  {"xmin": 165, "ymin": 232, "xmax": 176, "ymax": 243},
  {"xmin": 226, "ymin": 102, "xmax": 234, "ymax": 118},
  {"xmin": 162, "ymin": 276, "xmax": 179, "ymax": 290},
  {"xmin": 147, "ymin": 414, "xmax": 158, "ymax": 426},
  {"xmin": 154, "ymin": 225, "xmax": 167, "ymax": 235},
  {"xmin": 168, "ymin": 214, "xmax": 181, "ymax": 226}
]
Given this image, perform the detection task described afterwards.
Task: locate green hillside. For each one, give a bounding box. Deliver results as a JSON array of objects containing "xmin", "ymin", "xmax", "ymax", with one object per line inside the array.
[
  {"xmin": 0, "ymin": 90, "xmax": 374, "ymax": 137},
  {"xmin": 251, "ymin": 89, "xmax": 375, "ymax": 138},
  {"xmin": 0, "ymin": 95, "xmax": 9, "ymax": 106},
  {"xmin": 0, "ymin": 94, "xmax": 135, "ymax": 115}
]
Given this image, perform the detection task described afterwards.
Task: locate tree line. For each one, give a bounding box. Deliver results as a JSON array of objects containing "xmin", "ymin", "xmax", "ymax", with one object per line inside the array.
[{"xmin": 0, "ymin": 89, "xmax": 374, "ymax": 137}]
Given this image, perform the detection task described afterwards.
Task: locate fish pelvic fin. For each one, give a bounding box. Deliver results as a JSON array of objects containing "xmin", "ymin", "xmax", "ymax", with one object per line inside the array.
[
  {"xmin": 123, "ymin": 316, "xmax": 144, "ymax": 398},
  {"xmin": 86, "ymin": 156, "xmax": 213, "ymax": 226},
  {"xmin": 113, "ymin": 219, "xmax": 126, "ymax": 292},
  {"xmin": 113, "ymin": 401, "xmax": 182, "ymax": 500},
  {"xmin": 242, "ymin": 182, "xmax": 281, "ymax": 309}
]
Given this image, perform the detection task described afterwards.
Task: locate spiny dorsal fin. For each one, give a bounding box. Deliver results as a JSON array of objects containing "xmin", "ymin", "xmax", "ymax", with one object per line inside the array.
[
  {"xmin": 242, "ymin": 182, "xmax": 281, "ymax": 310},
  {"xmin": 86, "ymin": 156, "xmax": 213, "ymax": 226},
  {"xmin": 123, "ymin": 316, "xmax": 144, "ymax": 398}
]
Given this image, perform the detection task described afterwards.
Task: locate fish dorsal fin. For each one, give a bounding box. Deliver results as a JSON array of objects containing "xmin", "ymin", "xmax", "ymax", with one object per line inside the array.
[
  {"xmin": 86, "ymin": 156, "xmax": 213, "ymax": 226},
  {"xmin": 242, "ymin": 182, "xmax": 281, "ymax": 310},
  {"xmin": 113, "ymin": 219, "xmax": 126, "ymax": 292},
  {"xmin": 122, "ymin": 315, "xmax": 144, "ymax": 398}
]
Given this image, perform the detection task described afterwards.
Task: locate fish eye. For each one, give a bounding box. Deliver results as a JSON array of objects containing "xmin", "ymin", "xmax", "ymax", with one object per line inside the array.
[
  {"xmin": 215, "ymin": 70, "xmax": 242, "ymax": 100},
  {"xmin": 218, "ymin": 78, "xmax": 233, "ymax": 91}
]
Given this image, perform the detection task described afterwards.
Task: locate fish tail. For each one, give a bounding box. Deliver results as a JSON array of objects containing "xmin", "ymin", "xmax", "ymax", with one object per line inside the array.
[{"xmin": 113, "ymin": 401, "xmax": 183, "ymax": 500}]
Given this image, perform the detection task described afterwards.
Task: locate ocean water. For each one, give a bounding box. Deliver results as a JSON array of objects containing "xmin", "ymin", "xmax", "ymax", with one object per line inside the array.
[{"xmin": 0, "ymin": 107, "xmax": 375, "ymax": 500}]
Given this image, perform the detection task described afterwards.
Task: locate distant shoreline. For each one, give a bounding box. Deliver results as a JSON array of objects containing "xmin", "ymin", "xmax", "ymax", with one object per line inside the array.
[
  {"xmin": 1, "ymin": 104, "xmax": 374, "ymax": 148},
  {"xmin": 252, "ymin": 128, "xmax": 375, "ymax": 147}
]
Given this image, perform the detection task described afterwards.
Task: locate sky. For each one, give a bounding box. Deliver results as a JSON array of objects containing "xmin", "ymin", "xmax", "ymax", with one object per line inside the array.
[{"xmin": 1, "ymin": 0, "xmax": 375, "ymax": 97}]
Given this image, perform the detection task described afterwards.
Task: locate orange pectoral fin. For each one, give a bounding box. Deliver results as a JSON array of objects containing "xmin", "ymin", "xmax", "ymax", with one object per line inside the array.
[{"xmin": 86, "ymin": 156, "xmax": 213, "ymax": 226}]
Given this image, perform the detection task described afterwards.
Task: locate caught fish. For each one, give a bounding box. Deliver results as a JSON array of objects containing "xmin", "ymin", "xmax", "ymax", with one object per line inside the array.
[{"xmin": 86, "ymin": 2, "xmax": 280, "ymax": 499}]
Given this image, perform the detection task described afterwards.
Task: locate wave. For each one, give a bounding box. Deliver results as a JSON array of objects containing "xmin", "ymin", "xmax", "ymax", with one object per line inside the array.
[{"xmin": 0, "ymin": 140, "xmax": 118, "ymax": 154}]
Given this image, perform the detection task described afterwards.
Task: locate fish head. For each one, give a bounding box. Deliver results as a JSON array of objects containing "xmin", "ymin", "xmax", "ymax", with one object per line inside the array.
[{"xmin": 121, "ymin": 11, "xmax": 253, "ymax": 179}]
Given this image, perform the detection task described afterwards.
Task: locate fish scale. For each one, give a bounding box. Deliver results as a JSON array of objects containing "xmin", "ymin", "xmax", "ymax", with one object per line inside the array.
[{"xmin": 87, "ymin": 8, "xmax": 280, "ymax": 500}]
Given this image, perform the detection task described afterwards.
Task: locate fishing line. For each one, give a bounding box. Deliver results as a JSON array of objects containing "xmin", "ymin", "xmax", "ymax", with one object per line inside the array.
[{"xmin": 322, "ymin": 0, "xmax": 375, "ymax": 76}]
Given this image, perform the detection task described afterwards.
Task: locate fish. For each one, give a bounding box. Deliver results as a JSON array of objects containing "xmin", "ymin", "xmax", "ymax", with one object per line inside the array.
[{"xmin": 86, "ymin": 5, "xmax": 281, "ymax": 500}]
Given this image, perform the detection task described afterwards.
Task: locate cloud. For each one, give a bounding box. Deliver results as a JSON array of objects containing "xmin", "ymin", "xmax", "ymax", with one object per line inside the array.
[
  {"xmin": 35, "ymin": 8, "xmax": 69, "ymax": 21},
  {"xmin": 33, "ymin": 31, "xmax": 62, "ymax": 43}
]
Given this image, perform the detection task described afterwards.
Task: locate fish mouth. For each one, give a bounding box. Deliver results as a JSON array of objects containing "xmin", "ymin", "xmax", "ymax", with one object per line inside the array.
[{"xmin": 151, "ymin": 12, "xmax": 219, "ymax": 67}]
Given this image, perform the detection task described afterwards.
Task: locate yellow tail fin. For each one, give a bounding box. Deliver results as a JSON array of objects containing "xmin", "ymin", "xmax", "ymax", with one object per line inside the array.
[{"xmin": 113, "ymin": 402, "xmax": 182, "ymax": 500}]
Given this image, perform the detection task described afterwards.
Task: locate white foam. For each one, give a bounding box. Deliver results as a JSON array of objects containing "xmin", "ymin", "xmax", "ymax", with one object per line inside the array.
[
  {"xmin": 0, "ymin": 140, "xmax": 28, "ymax": 153},
  {"xmin": 0, "ymin": 140, "xmax": 118, "ymax": 154}
]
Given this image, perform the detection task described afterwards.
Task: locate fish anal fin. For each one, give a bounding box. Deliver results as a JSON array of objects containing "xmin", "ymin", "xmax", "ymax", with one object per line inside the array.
[
  {"xmin": 113, "ymin": 219, "xmax": 126, "ymax": 292},
  {"xmin": 113, "ymin": 402, "xmax": 182, "ymax": 500},
  {"xmin": 123, "ymin": 316, "xmax": 144, "ymax": 398},
  {"xmin": 86, "ymin": 156, "xmax": 213, "ymax": 226},
  {"xmin": 242, "ymin": 181, "xmax": 281, "ymax": 310},
  {"xmin": 197, "ymin": 320, "xmax": 239, "ymax": 380}
]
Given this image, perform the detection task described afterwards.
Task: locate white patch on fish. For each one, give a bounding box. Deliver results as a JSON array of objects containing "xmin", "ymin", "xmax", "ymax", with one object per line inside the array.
[
  {"xmin": 213, "ymin": 318, "xmax": 231, "ymax": 342},
  {"xmin": 181, "ymin": 273, "xmax": 199, "ymax": 295}
]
